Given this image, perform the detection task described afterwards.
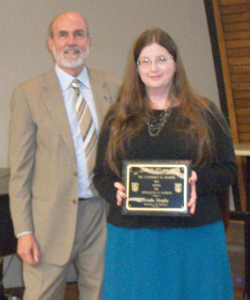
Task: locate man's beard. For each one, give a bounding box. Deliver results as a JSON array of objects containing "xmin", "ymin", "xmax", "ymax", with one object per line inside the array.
[{"xmin": 52, "ymin": 45, "xmax": 89, "ymax": 69}]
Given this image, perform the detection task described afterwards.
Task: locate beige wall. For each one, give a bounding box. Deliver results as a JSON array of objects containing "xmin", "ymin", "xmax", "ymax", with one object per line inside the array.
[{"xmin": 0, "ymin": 0, "xmax": 219, "ymax": 168}]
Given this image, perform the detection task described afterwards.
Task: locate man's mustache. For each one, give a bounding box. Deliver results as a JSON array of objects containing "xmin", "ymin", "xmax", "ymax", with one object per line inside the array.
[{"xmin": 63, "ymin": 46, "xmax": 82, "ymax": 54}]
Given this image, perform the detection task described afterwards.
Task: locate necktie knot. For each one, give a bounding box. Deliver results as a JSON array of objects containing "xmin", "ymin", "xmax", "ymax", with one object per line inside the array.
[
  {"xmin": 71, "ymin": 79, "xmax": 81, "ymax": 100},
  {"xmin": 71, "ymin": 79, "xmax": 80, "ymax": 90}
]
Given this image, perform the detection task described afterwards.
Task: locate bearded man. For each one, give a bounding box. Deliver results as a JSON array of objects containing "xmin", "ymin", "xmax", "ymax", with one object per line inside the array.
[{"xmin": 9, "ymin": 11, "xmax": 121, "ymax": 300}]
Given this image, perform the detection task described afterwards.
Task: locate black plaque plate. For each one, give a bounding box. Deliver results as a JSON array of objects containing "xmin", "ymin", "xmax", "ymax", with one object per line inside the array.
[{"xmin": 122, "ymin": 160, "xmax": 191, "ymax": 216}]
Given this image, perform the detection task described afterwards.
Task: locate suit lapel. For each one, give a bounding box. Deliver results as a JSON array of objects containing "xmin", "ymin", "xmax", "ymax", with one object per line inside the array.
[
  {"xmin": 42, "ymin": 69, "xmax": 76, "ymax": 159},
  {"xmin": 88, "ymin": 68, "xmax": 113, "ymax": 129},
  {"xmin": 40, "ymin": 68, "xmax": 113, "ymax": 160}
]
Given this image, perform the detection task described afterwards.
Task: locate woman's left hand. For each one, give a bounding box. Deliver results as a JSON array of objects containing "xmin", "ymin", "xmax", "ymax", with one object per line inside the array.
[{"xmin": 188, "ymin": 171, "xmax": 197, "ymax": 214}]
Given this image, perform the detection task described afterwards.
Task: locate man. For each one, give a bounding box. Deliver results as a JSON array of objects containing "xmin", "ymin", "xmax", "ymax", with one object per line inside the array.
[{"xmin": 9, "ymin": 11, "xmax": 121, "ymax": 300}]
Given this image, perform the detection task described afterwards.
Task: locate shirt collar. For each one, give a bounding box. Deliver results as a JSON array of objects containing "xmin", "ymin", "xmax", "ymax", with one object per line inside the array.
[{"xmin": 55, "ymin": 64, "xmax": 90, "ymax": 93}]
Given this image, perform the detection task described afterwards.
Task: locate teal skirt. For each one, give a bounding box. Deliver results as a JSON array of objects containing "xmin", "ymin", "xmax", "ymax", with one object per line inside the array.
[{"xmin": 102, "ymin": 221, "xmax": 233, "ymax": 300}]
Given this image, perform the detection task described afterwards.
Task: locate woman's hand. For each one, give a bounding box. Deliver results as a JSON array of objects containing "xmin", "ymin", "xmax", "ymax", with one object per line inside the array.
[
  {"xmin": 114, "ymin": 182, "xmax": 126, "ymax": 206},
  {"xmin": 188, "ymin": 171, "xmax": 197, "ymax": 214}
]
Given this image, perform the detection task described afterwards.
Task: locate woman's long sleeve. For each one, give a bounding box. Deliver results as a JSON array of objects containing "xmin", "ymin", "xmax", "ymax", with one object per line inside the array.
[{"xmin": 194, "ymin": 103, "xmax": 237, "ymax": 196}]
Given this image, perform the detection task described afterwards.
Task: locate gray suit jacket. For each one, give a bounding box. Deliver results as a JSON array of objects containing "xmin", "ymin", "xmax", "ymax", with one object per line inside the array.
[{"xmin": 9, "ymin": 68, "xmax": 121, "ymax": 265}]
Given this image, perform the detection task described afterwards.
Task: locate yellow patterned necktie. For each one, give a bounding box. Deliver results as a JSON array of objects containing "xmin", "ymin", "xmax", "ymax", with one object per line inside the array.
[{"xmin": 71, "ymin": 79, "xmax": 98, "ymax": 193}]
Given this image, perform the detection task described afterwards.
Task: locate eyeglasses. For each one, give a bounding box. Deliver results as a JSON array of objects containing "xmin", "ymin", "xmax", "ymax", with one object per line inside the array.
[{"xmin": 137, "ymin": 56, "xmax": 173, "ymax": 69}]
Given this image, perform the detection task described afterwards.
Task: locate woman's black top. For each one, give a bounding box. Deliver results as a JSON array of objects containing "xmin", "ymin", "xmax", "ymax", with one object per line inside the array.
[{"xmin": 93, "ymin": 101, "xmax": 237, "ymax": 229}]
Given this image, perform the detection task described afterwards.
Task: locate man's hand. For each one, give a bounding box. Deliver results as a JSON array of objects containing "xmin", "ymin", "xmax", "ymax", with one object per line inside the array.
[{"xmin": 17, "ymin": 233, "xmax": 40, "ymax": 265}]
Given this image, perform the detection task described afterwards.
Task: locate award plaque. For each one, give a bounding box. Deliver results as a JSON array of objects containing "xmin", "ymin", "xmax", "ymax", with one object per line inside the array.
[{"xmin": 122, "ymin": 160, "xmax": 192, "ymax": 216}]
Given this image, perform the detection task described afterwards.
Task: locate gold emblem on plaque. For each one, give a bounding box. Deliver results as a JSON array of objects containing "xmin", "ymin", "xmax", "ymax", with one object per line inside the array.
[
  {"xmin": 174, "ymin": 183, "xmax": 182, "ymax": 193},
  {"xmin": 131, "ymin": 182, "xmax": 139, "ymax": 192}
]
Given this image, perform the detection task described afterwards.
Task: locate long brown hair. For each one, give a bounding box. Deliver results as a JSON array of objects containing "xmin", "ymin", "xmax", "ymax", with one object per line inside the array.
[{"xmin": 104, "ymin": 28, "xmax": 217, "ymax": 177}]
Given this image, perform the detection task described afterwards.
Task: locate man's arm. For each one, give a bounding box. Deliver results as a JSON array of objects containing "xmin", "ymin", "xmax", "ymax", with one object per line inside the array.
[{"xmin": 9, "ymin": 84, "xmax": 40, "ymax": 264}]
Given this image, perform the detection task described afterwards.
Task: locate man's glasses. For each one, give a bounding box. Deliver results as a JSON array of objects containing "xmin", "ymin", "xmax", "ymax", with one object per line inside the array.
[{"xmin": 137, "ymin": 56, "xmax": 173, "ymax": 69}]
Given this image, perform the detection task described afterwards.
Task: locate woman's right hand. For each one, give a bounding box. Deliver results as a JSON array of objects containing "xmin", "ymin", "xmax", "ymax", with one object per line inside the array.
[{"xmin": 114, "ymin": 182, "xmax": 126, "ymax": 206}]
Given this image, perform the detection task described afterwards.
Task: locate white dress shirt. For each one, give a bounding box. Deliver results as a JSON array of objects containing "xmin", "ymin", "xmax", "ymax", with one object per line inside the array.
[{"xmin": 55, "ymin": 64, "xmax": 99, "ymax": 198}]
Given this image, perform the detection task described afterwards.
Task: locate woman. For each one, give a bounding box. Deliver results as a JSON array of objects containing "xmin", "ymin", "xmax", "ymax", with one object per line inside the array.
[{"xmin": 93, "ymin": 28, "xmax": 237, "ymax": 300}]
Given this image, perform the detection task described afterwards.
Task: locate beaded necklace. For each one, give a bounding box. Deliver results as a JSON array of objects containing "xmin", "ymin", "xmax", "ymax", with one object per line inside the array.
[{"xmin": 146, "ymin": 106, "xmax": 172, "ymax": 136}]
